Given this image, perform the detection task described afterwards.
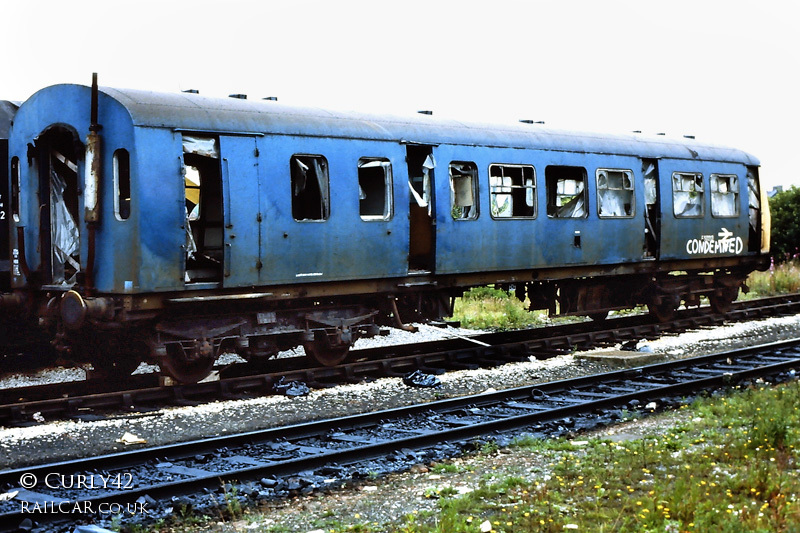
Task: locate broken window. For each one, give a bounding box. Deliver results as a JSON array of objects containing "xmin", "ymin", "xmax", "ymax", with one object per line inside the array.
[
  {"xmin": 747, "ymin": 169, "xmax": 760, "ymax": 232},
  {"xmin": 747, "ymin": 167, "xmax": 761, "ymax": 252},
  {"xmin": 49, "ymin": 151, "xmax": 81, "ymax": 283},
  {"xmin": 672, "ymin": 172, "xmax": 704, "ymax": 218},
  {"xmin": 546, "ymin": 166, "xmax": 587, "ymax": 218},
  {"xmin": 291, "ymin": 154, "xmax": 329, "ymax": 221},
  {"xmin": 182, "ymin": 135, "xmax": 223, "ymax": 283},
  {"xmin": 596, "ymin": 169, "xmax": 634, "ymax": 217},
  {"xmin": 642, "ymin": 160, "xmax": 660, "ymax": 259},
  {"xmin": 113, "ymin": 149, "xmax": 131, "ymax": 221},
  {"xmin": 643, "ymin": 162, "xmax": 658, "ymax": 207},
  {"xmin": 450, "ymin": 162, "xmax": 479, "ymax": 220},
  {"xmin": 409, "ymin": 153, "xmax": 435, "ymax": 215},
  {"xmin": 489, "ymin": 164, "xmax": 535, "ymax": 219},
  {"xmin": 358, "ymin": 158, "xmax": 392, "ymax": 220},
  {"xmin": 710, "ymin": 174, "xmax": 739, "ymax": 217}
]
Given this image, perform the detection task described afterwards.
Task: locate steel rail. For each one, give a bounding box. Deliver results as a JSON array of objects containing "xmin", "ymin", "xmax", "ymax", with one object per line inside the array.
[
  {"xmin": 1, "ymin": 294, "xmax": 799, "ymax": 426},
  {"xmin": 1, "ymin": 338, "xmax": 799, "ymax": 529}
]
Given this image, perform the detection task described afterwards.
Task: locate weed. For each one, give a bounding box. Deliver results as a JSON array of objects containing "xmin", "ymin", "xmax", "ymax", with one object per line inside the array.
[
  {"xmin": 450, "ymin": 286, "xmax": 546, "ymax": 330},
  {"xmin": 745, "ymin": 260, "xmax": 800, "ymax": 298}
]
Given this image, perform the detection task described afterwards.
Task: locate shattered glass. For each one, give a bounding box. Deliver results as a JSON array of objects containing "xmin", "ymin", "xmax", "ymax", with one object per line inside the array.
[
  {"xmin": 50, "ymin": 169, "xmax": 80, "ymax": 281},
  {"xmin": 450, "ymin": 162, "xmax": 477, "ymax": 220},
  {"xmin": 597, "ymin": 170, "xmax": 634, "ymax": 217},
  {"xmin": 747, "ymin": 169, "xmax": 760, "ymax": 232},
  {"xmin": 710, "ymin": 174, "xmax": 739, "ymax": 217},
  {"xmin": 672, "ymin": 173, "xmax": 704, "ymax": 217}
]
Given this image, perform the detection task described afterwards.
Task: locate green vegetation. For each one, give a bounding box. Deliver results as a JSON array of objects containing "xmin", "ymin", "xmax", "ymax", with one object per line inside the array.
[
  {"xmin": 449, "ymin": 286, "xmax": 547, "ymax": 330},
  {"xmin": 769, "ymin": 186, "xmax": 800, "ymax": 262},
  {"xmin": 746, "ymin": 260, "xmax": 800, "ymax": 298},
  {"xmin": 396, "ymin": 381, "xmax": 800, "ymax": 532},
  {"xmin": 151, "ymin": 381, "xmax": 800, "ymax": 533}
]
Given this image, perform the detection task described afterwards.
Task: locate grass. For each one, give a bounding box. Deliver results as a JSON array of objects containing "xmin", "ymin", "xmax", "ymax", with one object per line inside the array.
[
  {"xmin": 745, "ymin": 260, "xmax": 800, "ymax": 298},
  {"xmin": 448, "ymin": 261, "xmax": 800, "ymax": 328},
  {"xmin": 449, "ymin": 286, "xmax": 549, "ymax": 330},
  {"xmin": 151, "ymin": 380, "xmax": 800, "ymax": 533},
  {"xmin": 395, "ymin": 381, "xmax": 800, "ymax": 532}
]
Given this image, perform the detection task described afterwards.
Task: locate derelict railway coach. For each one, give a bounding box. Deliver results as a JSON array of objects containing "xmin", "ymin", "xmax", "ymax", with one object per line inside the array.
[{"xmin": 0, "ymin": 79, "xmax": 770, "ymax": 383}]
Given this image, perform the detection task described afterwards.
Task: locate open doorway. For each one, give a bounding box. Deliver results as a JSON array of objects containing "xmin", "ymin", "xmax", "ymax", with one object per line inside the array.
[
  {"xmin": 183, "ymin": 135, "xmax": 224, "ymax": 284},
  {"xmin": 35, "ymin": 127, "xmax": 82, "ymax": 285},
  {"xmin": 406, "ymin": 145, "xmax": 436, "ymax": 273},
  {"xmin": 642, "ymin": 159, "xmax": 661, "ymax": 259}
]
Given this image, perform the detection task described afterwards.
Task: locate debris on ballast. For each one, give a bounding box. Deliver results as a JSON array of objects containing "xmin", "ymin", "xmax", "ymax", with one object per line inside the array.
[{"xmin": 403, "ymin": 370, "xmax": 441, "ymax": 388}]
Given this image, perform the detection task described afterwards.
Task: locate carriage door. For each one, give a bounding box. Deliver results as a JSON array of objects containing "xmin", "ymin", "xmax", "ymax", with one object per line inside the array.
[
  {"xmin": 406, "ymin": 145, "xmax": 436, "ymax": 273},
  {"xmin": 642, "ymin": 159, "xmax": 661, "ymax": 259},
  {"xmin": 219, "ymin": 135, "xmax": 262, "ymax": 287},
  {"xmin": 35, "ymin": 127, "xmax": 82, "ymax": 285}
]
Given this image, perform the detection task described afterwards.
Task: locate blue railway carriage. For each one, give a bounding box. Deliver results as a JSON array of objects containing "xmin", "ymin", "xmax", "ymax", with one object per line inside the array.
[{"xmin": 1, "ymin": 81, "xmax": 770, "ymax": 382}]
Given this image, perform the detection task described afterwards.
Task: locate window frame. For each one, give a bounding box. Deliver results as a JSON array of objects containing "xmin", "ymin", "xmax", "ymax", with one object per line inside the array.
[
  {"xmin": 596, "ymin": 168, "xmax": 635, "ymax": 219},
  {"xmin": 113, "ymin": 148, "xmax": 131, "ymax": 221},
  {"xmin": 449, "ymin": 161, "xmax": 479, "ymax": 221},
  {"xmin": 709, "ymin": 173, "xmax": 740, "ymax": 218},
  {"xmin": 357, "ymin": 157, "xmax": 393, "ymax": 221},
  {"xmin": 672, "ymin": 171, "xmax": 705, "ymax": 218},
  {"xmin": 290, "ymin": 154, "xmax": 330, "ymax": 222},
  {"xmin": 545, "ymin": 165, "xmax": 589, "ymax": 219},
  {"xmin": 488, "ymin": 163, "xmax": 536, "ymax": 220}
]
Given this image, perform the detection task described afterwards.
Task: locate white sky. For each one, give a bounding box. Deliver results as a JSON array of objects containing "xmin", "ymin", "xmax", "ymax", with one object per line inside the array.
[{"xmin": 6, "ymin": 0, "xmax": 798, "ymax": 189}]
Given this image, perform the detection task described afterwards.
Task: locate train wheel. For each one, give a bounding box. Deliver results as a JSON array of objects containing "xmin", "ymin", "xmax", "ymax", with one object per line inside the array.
[
  {"xmin": 303, "ymin": 338, "xmax": 350, "ymax": 367},
  {"xmin": 159, "ymin": 343, "xmax": 215, "ymax": 383}
]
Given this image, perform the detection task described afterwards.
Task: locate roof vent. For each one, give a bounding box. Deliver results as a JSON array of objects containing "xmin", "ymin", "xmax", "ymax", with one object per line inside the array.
[
  {"xmin": 683, "ymin": 135, "xmax": 696, "ymax": 139},
  {"xmin": 263, "ymin": 96, "xmax": 278, "ymax": 101},
  {"xmin": 632, "ymin": 130, "xmax": 642, "ymax": 133},
  {"xmin": 519, "ymin": 119, "xmax": 545, "ymax": 124},
  {"xmin": 417, "ymin": 110, "xmax": 433, "ymax": 115},
  {"xmin": 229, "ymin": 94, "xmax": 247, "ymax": 100},
  {"xmin": 182, "ymin": 89, "xmax": 199, "ymax": 94},
  {"xmin": 656, "ymin": 132, "xmax": 666, "ymax": 136}
]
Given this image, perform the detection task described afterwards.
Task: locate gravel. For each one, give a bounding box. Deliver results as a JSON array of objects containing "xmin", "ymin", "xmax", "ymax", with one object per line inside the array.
[
  {"xmin": 1, "ymin": 314, "xmax": 799, "ymax": 531},
  {"xmin": 2, "ymin": 315, "xmax": 799, "ymax": 470}
]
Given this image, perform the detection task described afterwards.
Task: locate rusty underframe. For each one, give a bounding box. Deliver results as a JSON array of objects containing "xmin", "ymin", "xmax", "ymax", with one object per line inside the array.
[{"xmin": 0, "ymin": 254, "xmax": 768, "ymax": 382}]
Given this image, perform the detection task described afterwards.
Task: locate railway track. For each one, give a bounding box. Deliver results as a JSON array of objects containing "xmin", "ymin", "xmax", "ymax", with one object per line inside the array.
[
  {"xmin": 1, "ymin": 338, "xmax": 799, "ymax": 530},
  {"xmin": 1, "ymin": 294, "xmax": 800, "ymax": 426}
]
